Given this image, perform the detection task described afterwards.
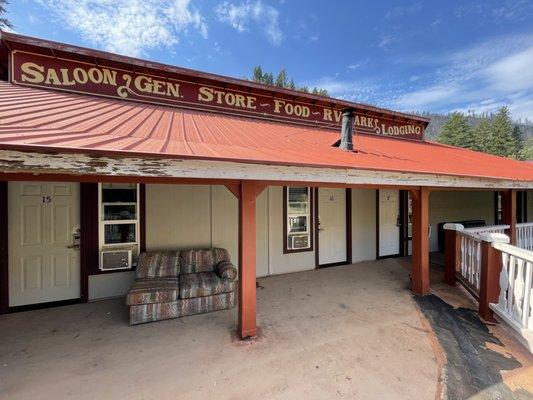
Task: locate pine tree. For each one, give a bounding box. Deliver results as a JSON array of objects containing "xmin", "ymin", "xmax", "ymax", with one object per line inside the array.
[
  {"xmin": 512, "ymin": 125, "xmax": 524, "ymax": 160},
  {"xmin": 275, "ymin": 69, "xmax": 287, "ymax": 87},
  {"xmin": 519, "ymin": 137, "xmax": 533, "ymax": 160},
  {"xmin": 288, "ymin": 78, "xmax": 296, "ymax": 90},
  {"xmin": 472, "ymin": 118, "xmax": 491, "ymax": 152},
  {"xmin": 263, "ymin": 72, "xmax": 274, "ymax": 85},
  {"xmin": 252, "ymin": 65, "xmax": 264, "ymax": 83},
  {"xmin": 0, "ymin": 0, "xmax": 12, "ymax": 29},
  {"xmin": 437, "ymin": 112, "xmax": 472, "ymax": 148},
  {"xmin": 487, "ymin": 107, "xmax": 515, "ymax": 157}
]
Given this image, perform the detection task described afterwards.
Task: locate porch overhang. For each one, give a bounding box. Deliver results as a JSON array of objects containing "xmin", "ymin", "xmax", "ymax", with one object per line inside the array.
[
  {"xmin": 0, "ymin": 149, "xmax": 531, "ymax": 190},
  {"xmin": 0, "ymin": 82, "xmax": 532, "ymax": 188}
]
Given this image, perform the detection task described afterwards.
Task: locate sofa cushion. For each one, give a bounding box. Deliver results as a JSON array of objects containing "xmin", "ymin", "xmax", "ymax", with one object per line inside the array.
[
  {"xmin": 180, "ymin": 248, "xmax": 230, "ymax": 274},
  {"xmin": 179, "ymin": 272, "xmax": 235, "ymax": 299},
  {"xmin": 129, "ymin": 292, "xmax": 236, "ymax": 325},
  {"xmin": 215, "ymin": 261, "xmax": 238, "ymax": 280},
  {"xmin": 126, "ymin": 279, "xmax": 180, "ymax": 305},
  {"xmin": 135, "ymin": 251, "xmax": 180, "ymax": 280}
]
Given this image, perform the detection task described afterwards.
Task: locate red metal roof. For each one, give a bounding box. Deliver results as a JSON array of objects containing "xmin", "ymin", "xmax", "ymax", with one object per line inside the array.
[{"xmin": 0, "ymin": 82, "xmax": 531, "ymax": 182}]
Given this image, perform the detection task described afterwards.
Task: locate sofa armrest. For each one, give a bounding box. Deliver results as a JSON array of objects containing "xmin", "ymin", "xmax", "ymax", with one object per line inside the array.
[{"xmin": 215, "ymin": 261, "xmax": 238, "ymax": 280}]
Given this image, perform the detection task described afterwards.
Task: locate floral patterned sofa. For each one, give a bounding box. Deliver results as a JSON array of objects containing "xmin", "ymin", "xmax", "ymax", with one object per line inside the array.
[{"xmin": 126, "ymin": 248, "xmax": 237, "ymax": 325}]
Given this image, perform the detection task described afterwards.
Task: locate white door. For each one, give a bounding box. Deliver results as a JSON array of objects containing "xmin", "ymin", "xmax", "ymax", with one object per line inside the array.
[
  {"xmin": 318, "ymin": 188, "xmax": 347, "ymax": 265},
  {"xmin": 8, "ymin": 182, "xmax": 80, "ymax": 306},
  {"xmin": 378, "ymin": 189, "xmax": 400, "ymax": 257}
]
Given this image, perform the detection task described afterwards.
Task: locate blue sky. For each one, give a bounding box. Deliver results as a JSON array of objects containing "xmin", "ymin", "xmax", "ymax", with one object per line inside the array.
[{"xmin": 7, "ymin": 0, "xmax": 533, "ymax": 120}]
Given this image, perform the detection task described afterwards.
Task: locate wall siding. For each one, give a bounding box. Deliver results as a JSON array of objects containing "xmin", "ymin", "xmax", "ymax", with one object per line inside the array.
[
  {"xmin": 428, "ymin": 191, "xmax": 494, "ymax": 252},
  {"xmin": 268, "ymin": 186, "xmax": 316, "ymax": 275},
  {"xmin": 146, "ymin": 184, "xmax": 212, "ymax": 251},
  {"xmin": 351, "ymin": 189, "xmax": 377, "ymax": 262},
  {"xmin": 89, "ymin": 271, "xmax": 134, "ymax": 301}
]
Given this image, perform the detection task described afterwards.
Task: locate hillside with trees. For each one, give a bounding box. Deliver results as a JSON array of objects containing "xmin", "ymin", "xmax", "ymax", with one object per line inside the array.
[
  {"xmin": 431, "ymin": 107, "xmax": 531, "ymax": 160},
  {"xmin": 251, "ymin": 66, "xmax": 329, "ymax": 96}
]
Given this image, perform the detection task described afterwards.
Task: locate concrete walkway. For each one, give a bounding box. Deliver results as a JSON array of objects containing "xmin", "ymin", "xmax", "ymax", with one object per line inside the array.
[{"xmin": 0, "ymin": 259, "xmax": 438, "ymax": 400}]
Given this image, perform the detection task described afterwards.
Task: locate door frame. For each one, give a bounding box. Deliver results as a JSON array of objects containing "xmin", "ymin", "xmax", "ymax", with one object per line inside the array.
[
  {"xmin": 1, "ymin": 181, "xmax": 86, "ymax": 313},
  {"xmin": 399, "ymin": 190, "xmax": 412, "ymax": 257},
  {"xmin": 314, "ymin": 188, "xmax": 352, "ymax": 269},
  {"xmin": 376, "ymin": 189, "xmax": 410, "ymax": 259}
]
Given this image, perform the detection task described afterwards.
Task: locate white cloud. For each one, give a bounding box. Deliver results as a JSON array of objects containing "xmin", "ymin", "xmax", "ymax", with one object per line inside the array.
[
  {"xmin": 377, "ymin": 34, "xmax": 398, "ymax": 50},
  {"xmin": 485, "ymin": 47, "xmax": 533, "ymax": 92},
  {"xmin": 385, "ymin": 2, "xmax": 422, "ymax": 19},
  {"xmin": 215, "ymin": 0, "xmax": 283, "ymax": 46},
  {"xmin": 304, "ymin": 76, "xmax": 381, "ymax": 104},
  {"xmin": 387, "ymin": 34, "xmax": 533, "ymax": 119},
  {"xmin": 37, "ymin": 0, "xmax": 208, "ymax": 57},
  {"xmin": 392, "ymin": 84, "xmax": 461, "ymax": 109}
]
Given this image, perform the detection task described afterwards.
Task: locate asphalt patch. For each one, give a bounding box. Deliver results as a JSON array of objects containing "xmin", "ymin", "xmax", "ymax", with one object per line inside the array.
[{"xmin": 413, "ymin": 294, "xmax": 529, "ymax": 400}]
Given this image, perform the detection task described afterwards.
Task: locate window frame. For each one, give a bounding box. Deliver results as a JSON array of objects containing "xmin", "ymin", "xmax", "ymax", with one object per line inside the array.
[
  {"xmin": 98, "ymin": 183, "xmax": 140, "ymax": 271},
  {"xmin": 283, "ymin": 186, "xmax": 314, "ymax": 254}
]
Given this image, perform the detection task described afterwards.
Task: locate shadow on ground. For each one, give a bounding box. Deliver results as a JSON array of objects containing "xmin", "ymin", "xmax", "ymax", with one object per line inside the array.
[{"xmin": 414, "ymin": 294, "xmax": 531, "ymax": 400}]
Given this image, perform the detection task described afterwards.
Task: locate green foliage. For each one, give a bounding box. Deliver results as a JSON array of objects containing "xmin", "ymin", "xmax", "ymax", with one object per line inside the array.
[
  {"xmin": 512, "ymin": 125, "xmax": 524, "ymax": 159},
  {"xmin": 487, "ymin": 107, "xmax": 515, "ymax": 157},
  {"xmin": 436, "ymin": 106, "xmax": 528, "ymax": 160},
  {"xmin": 275, "ymin": 69, "xmax": 287, "ymax": 87},
  {"xmin": 519, "ymin": 137, "xmax": 533, "ymax": 160},
  {"xmin": 437, "ymin": 112, "xmax": 473, "ymax": 148},
  {"xmin": 472, "ymin": 118, "xmax": 491, "ymax": 152},
  {"xmin": 252, "ymin": 66, "xmax": 263, "ymax": 83},
  {"xmin": 250, "ymin": 66, "xmax": 328, "ymax": 96}
]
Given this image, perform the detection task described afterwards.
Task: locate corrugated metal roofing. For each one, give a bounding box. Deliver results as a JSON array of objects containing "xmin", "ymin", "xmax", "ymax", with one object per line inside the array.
[{"xmin": 0, "ymin": 82, "xmax": 531, "ymax": 182}]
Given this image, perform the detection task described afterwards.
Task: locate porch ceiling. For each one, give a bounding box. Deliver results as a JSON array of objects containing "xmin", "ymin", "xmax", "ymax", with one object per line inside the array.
[{"xmin": 0, "ymin": 82, "xmax": 532, "ymax": 183}]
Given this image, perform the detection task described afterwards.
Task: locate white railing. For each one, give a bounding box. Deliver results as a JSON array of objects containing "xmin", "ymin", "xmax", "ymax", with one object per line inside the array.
[
  {"xmin": 490, "ymin": 243, "xmax": 533, "ymax": 337},
  {"xmin": 516, "ymin": 223, "xmax": 533, "ymax": 251},
  {"xmin": 465, "ymin": 224, "xmax": 510, "ymax": 235},
  {"xmin": 457, "ymin": 230, "xmax": 483, "ymax": 292}
]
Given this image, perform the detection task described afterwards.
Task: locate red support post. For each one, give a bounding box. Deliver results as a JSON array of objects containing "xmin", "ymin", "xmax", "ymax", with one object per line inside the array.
[
  {"xmin": 501, "ymin": 190, "xmax": 517, "ymax": 245},
  {"xmin": 443, "ymin": 224, "xmax": 462, "ymax": 286},
  {"xmin": 237, "ymin": 180, "xmax": 266, "ymax": 339},
  {"xmin": 478, "ymin": 233, "xmax": 509, "ymax": 321},
  {"xmin": 411, "ymin": 187, "xmax": 430, "ymax": 296}
]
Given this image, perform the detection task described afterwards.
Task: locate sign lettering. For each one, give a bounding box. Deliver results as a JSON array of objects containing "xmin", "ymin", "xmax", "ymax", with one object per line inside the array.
[{"xmin": 11, "ymin": 51, "xmax": 424, "ymax": 140}]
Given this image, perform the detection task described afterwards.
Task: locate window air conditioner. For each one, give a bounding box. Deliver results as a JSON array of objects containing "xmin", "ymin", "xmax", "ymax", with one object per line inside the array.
[
  {"xmin": 100, "ymin": 249, "xmax": 132, "ymax": 271},
  {"xmin": 290, "ymin": 235, "xmax": 309, "ymax": 250}
]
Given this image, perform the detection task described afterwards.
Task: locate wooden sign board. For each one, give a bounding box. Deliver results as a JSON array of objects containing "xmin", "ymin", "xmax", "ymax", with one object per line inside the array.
[{"xmin": 10, "ymin": 51, "xmax": 424, "ymax": 141}]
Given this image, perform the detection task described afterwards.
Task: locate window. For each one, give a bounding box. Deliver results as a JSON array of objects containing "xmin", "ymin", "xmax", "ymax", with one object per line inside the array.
[
  {"xmin": 284, "ymin": 187, "xmax": 313, "ymax": 252},
  {"xmin": 98, "ymin": 183, "xmax": 139, "ymax": 270}
]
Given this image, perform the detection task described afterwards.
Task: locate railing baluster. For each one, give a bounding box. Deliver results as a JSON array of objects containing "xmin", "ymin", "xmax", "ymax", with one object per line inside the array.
[
  {"xmin": 508, "ymin": 255, "xmax": 516, "ymax": 315},
  {"xmin": 514, "ymin": 258, "xmax": 525, "ymax": 320},
  {"xmin": 523, "ymin": 261, "xmax": 532, "ymax": 329}
]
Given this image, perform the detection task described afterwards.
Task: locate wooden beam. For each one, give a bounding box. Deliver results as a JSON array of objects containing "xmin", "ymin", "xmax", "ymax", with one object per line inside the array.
[
  {"xmin": 0, "ymin": 181, "xmax": 8, "ymax": 314},
  {"xmin": 443, "ymin": 226, "xmax": 461, "ymax": 286},
  {"xmin": 238, "ymin": 180, "xmax": 266, "ymax": 339},
  {"xmin": 411, "ymin": 187, "xmax": 430, "ymax": 295},
  {"xmin": 225, "ymin": 183, "xmax": 241, "ymax": 200},
  {"xmin": 478, "ymin": 236, "xmax": 508, "ymax": 321},
  {"xmin": 1, "ymin": 150, "xmax": 531, "ymax": 189},
  {"xmin": 501, "ymin": 190, "xmax": 517, "ymax": 245}
]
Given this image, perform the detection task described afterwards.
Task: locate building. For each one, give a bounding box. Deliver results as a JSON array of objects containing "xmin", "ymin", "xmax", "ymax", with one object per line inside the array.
[{"xmin": 0, "ymin": 31, "xmax": 531, "ymax": 339}]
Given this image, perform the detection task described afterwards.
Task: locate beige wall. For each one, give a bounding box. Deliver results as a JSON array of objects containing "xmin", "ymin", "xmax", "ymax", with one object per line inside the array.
[
  {"xmin": 89, "ymin": 186, "xmax": 499, "ymax": 300},
  {"xmin": 429, "ymin": 191, "xmax": 494, "ymax": 252},
  {"xmin": 145, "ymin": 184, "xmax": 274, "ymax": 277},
  {"xmin": 89, "ymin": 271, "xmax": 134, "ymax": 300},
  {"xmin": 351, "ymin": 189, "xmax": 377, "ymax": 262},
  {"xmin": 268, "ymin": 186, "xmax": 316, "ymax": 275}
]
